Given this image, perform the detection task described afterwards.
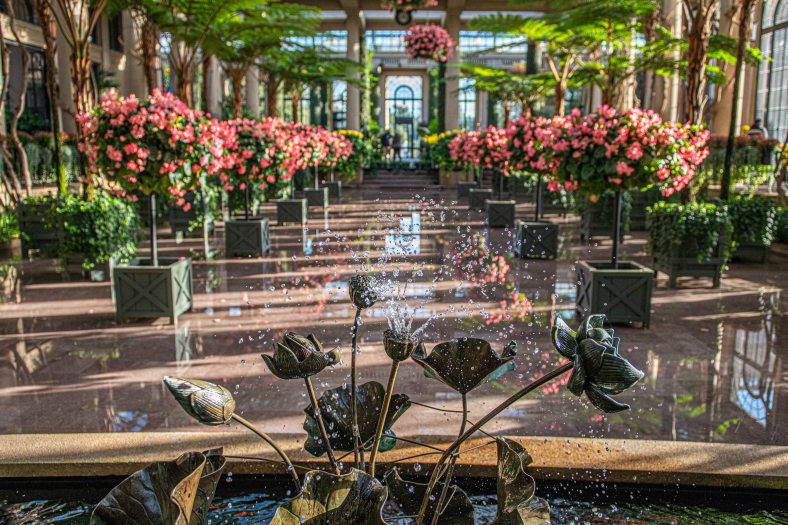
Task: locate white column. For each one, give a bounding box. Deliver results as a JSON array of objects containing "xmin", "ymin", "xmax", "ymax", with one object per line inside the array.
[
  {"xmin": 444, "ymin": 1, "xmax": 462, "ymax": 131},
  {"xmin": 122, "ymin": 12, "xmax": 147, "ymax": 97},
  {"xmin": 205, "ymin": 56, "xmax": 222, "ymax": 117},
  {"xmin": 245, "ymin": 65, "xmax": 260, "ymax": 118},
  {"xmin": 345, "ymin": 8, "xmax": 362, "ymax": 131}
]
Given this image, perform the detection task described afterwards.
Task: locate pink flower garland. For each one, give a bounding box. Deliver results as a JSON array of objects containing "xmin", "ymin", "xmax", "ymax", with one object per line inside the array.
[{"xmin": 404, "ymin": 24, "xmax": 455, "ymax": 63}]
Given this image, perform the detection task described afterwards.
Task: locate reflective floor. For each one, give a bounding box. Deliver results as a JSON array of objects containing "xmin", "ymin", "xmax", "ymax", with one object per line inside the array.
[{"xmin": 1, "ymin": 180, "xmax": 785, "ymax": 446}]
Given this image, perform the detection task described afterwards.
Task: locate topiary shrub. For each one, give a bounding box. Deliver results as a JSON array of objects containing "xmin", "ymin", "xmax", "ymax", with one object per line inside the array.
[
  {"xmin": 729, "ymin": 196, "xmax": 776, "ymax": 249},
  {"xmin": 647, "ymin": 201, "xmax": 731, "ymax": 262}
]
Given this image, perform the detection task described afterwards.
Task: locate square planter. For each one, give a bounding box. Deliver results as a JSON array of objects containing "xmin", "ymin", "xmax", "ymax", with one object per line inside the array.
[
  {"xmin": 653, "ymin": 245, "xmax": 726, "ymax": 288},
  {"xmin": 487, "ymin": 200, "xmax": 516, "ymax": 228},
  {"xmin": 440, "ymin": 168, "xmax": 463, "ymax": 188},
  {"xmin": 225, "ymin": 218, "xmax": 270, "ymax": 258},
  {"xmin": 732, "ymin": 242, "xmax": 770, "ymax": 263},
  {"xmin": 516, "ymin": 221, "xmax": 558, "ymax": 259},
  {"xmin": 19, "ymin": 201, "xmax": 61, "ymax": 259},
  {"xmin": 468, "ymin": 188, "xmax": 493, "ymax": 211},
  {"xmin": 304, "ymin": 188, "xmax": 329, "ymax": 208},
  {"xmin": 277, "ymin": 199, "xmax": 308, "ymax": 225},
  {"xmin": 113, "ymin": 257, "xmax": 193, "ymax": 325},
  {"xmin": 321, "ymin": 181, "xmax": 342, "ymax": 199},
  {"xmin": 457, "ymin": 181, "xmax": 477, "ymax": 199},
  {"xmin": 576, "ymin": 260, "xmax": 653, "ymax": 327}
]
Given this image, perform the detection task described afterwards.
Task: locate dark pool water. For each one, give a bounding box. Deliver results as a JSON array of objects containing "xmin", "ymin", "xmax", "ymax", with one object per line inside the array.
[{"xmin": 2, "ymin": 479, "xmax": 787, "ymax": 524}]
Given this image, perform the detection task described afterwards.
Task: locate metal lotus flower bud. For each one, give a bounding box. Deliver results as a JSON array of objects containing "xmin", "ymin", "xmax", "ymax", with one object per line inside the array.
[
  {"xmin": 163, "ymin": 377, "xmax": 235, "ymax": 426},
  {"xmin": 552, "ymin": 314, "xmax": 645, "ymax": 413},
  {"xmin": 262, "ymin": 332, "xmax": 340, "ymax": 380},
  {"xmin": 412, "ymin": 338, "xmax": 517, "ymax": 394},
  {"xmin": 383, "ymin": 329, "xmax": 424, "ymax": 362},
  {"xmin": 348, "ymin": 275, "xmax": 378, "ymax": 309}
]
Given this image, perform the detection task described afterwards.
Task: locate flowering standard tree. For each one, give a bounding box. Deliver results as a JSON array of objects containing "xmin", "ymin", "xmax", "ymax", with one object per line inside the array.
[
  {"xmin": 79, "ymin": 89, "xmax": 233, "ymax": 323},
  {"xmin": 550, "ymin": 106, "xmax": 710, "ymax": 326},
  {"xmin": 508, "ymin": 115, "xmax": 572, "ymax": 258},
  {"xmin": 404, "ymin": 24, "xmax": 456, "ymax": 63},
  {"xmin": 319, "ymin": 131, "xmax": 354, "ymax": 199}
]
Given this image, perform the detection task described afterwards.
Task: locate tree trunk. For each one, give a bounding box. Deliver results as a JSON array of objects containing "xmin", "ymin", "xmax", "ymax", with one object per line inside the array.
[
  {"xmin": 266, "ymin": 76, "xmax": 279, "ymax": 117},
  {"xmin": 721, "ymin": 0, "xmax": 757, "ymax": 201},
  {"xmin": 0, "ymin": 23, "xmax": 23, "ymax": 199},
  {"xmin": 176, "ymin": 63, "xmax": 195, "ymax": 107},
  {"xmin": 139, "ymin": 17, "xmax": 158, "ymax": 95},
  {"xmin": 35, "ymin": 0, "xmax": 66, "ymax": 195},
  {"xmin": 200, "ymin": 54, "xmax": 210, "ymax": 111},
  {"xmin": 684, "ymin": 0, "xmax": 717, "ymax": 124},
  {"xmin": 228, "ymin": 67, "xmax": 246, "ymax": 119},
  {"xmin": 292, "ymin": 89, "xmax": 300, "ymax": 122},
  {"xmin": 5, "ymin": 0, "xmax": 33, "ymax": 195},
  {"xmin": 555, "ymin": 81, "xmax": 566, "ymax": 116}
]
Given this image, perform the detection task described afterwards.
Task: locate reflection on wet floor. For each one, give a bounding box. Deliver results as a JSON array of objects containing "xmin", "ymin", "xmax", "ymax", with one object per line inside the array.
[{"xmin": 0, "ymin": 188, "xmax": 785, "ymax": 446}]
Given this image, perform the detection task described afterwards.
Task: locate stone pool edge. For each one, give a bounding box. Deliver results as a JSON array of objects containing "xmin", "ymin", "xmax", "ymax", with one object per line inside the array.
[{"xmin": 1, "ymin": 433, "xmax": 786, "ymax": 490}]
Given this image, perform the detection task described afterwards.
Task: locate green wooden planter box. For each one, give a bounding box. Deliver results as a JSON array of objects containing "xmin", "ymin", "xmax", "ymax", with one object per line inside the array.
[
  {"xmin": 732, "ymin": 242, "xmax": 770, "ymax": 263},
  {"xmin": 277, "ymin": 199, "xmax": 308, "ymax": 225},
  {"xmin": 576, "ymin": 260, "xmax": 653, "ymax": 327},
  {"xmin": 458, "ymin": 181, "xmax": 477, "ymax": 199},
  {"xmin": 225, "ymin": 218, "xmax": 270, "ymax": 258},
  {"xmin": 487, "ymin": 200, "xmax": 516, "ymax": 228},
  {"xmin": 321, "ymin": 181, "xmax": 342, "ymax": 199},
  {"xmin": 468, "ymin": 188, "xmax": 493, "ymax": 211},
  {"xmin": 515, "ymin": 221, "xmax": 558, "ymax": 259},
  {"xmin": 513, "ymin": 184, "xmax": 569, "ymax": 217},
  {"xmin": 653, "ymin": 240, "xmax": 726, "ymax": 288},
  {"xmin": 304, "ymin": 188, "xmax": 329, "ymax": 208},
  {"xmin": 113, "ymin": 257, "xmax": 193, "ymax": 324},
  {"xmin": 19, "ymin": 202, "xmax": 61, "ymax": 259}
]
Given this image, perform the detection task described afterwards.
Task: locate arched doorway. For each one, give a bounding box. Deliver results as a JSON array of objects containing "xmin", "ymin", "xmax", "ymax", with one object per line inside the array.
[{"xmin": 385, "ymin": 76, "xmax": 423, "ymax": 159}]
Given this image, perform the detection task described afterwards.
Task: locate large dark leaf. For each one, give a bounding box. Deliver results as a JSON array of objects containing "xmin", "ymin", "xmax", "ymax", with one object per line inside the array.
[
  {"xmin": 303, "ymin": 381, "xmax": 410, "ymax": 457},
  {"xmin": 269, "ymin": 468, "xmax": 388, "ymax": 525},
  {"xmin": 90, "ymin": 449, "xmax": 226, "ymax": 525},
  {"xmin": 494, "ymin": 439, "xmax": 550, "ymax": 525},
  {"xmin": 384, "ymin": 468, "xmax": 474, "ymax": 525}
]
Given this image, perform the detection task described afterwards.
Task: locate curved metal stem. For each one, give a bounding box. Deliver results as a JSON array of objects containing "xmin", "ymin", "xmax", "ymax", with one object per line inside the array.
[
  {"xmin": 368, "ymin": 360, "xmax": 400, "ymax": 477},
  {"xmin": 304, "ymin": 377, "xmax": 341, "ymax": 475},
  {"xmin": 414, "ymin": 362, "xmax": 573, "ymax": 525},
  {"xmin": 350, "ymin": 307, "xmax": 364, "ymax": 470},
  {"xmin": 231, "ymin": 414, "xmax": 300, "ymax": 491},
  {"xmin": 430, "ymin": 393, "xmax": 468, "ymax": 525}
]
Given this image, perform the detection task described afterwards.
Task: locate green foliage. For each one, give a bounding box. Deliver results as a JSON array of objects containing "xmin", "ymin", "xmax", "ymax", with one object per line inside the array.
[
  {"xmin": 20, "ymin": 133, "xmax": 81, "ymax": 186},
  {"xmin": 0, "ymin": 209, "xmax": 19, "ymax": 244},
  {"xmin": 647, "ymin": 201, "xmax": 730, "ymax": 262},
  {"xmin": 774, "ymin": 207, "xmax": 788, "ymax": 244},
  {"xmin": 334, "ymin": 131, "xmax": 372, "ymax": 180},
  {"xmin": 729, "ymin": 196, "xmax": 776, "ymax": 248},
  {"xmin": 25, "ymin": 193, "xmax": 139, "ymax": 270}
]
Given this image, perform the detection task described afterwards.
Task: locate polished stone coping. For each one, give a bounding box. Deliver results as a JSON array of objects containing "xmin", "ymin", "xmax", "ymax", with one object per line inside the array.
[{"xmin": 1, "ymin": 433, "xmax": 786, "ymax": 490}]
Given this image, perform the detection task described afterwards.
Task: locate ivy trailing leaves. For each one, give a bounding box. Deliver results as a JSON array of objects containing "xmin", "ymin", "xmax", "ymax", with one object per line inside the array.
[
  {"xmin": 25, "ymin": 193, "xmax": 139, "ymax": 270},
  {"xmin": 647, "ymin": 201, "xmax": 731, "ymax": 262},
  {"xmin": 729, "ymin": 196, "xmax": 776, "ymax": 248}
]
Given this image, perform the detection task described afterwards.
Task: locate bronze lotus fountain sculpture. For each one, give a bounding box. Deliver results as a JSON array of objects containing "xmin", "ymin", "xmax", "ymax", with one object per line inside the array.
[{"xmin": 90, "ymin": 278, "xmax": 644, "ymax": 525}]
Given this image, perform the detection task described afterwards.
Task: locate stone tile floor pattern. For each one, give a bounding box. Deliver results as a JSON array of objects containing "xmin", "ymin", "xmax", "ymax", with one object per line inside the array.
[{"xmin": 0, "ymin": 184, "xmax": 785, "ymax": 447}]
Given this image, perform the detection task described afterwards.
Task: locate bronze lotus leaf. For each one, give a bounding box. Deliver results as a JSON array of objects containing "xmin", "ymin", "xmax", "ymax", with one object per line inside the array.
[
  {"xmin": 303, "ymin": 381, "xmax": 411, "ymax": 457},
  {"xmin": 91, "ymin": 449, "xmax": 226, "ymax": 525},
  {"xmin": 263, "ymin": 332, "xmax": 340, "ymax": 380},
  {"xmin": 495, "ymin": 438, "xmax": 551, "ymax": 525},
  {"xmin": 349, "ymin": 275, "xmax": 379, "ymax": 309},
  {"xmin": 163, "ymin": 377, "xmax": 235, "ymax": 426},
  {"xmin": 412, "ymin": 338, "xmax": 517, "ymax": 394},
  {"xmin": 383, "ymin": 329, "xmax": 424, "ymax": 362},
  {"xmin": 384, "ymin": 468, "xmax": 474, "ymax": 525},
  {"xmin": 552, "ymin": 314, "xmax": 645, "ymax": 413},
  {"xmin": 269, "ymin": 468, "xmax": 388, "ymax": 525}
]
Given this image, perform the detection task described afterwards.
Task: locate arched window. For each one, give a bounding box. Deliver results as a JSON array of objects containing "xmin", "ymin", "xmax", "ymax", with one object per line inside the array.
[
  {"xmin": 758, "ymin": 0, "xmax": 788, "ymax": 141},
  {"xmin": 384, "ymin": 76, "xmax": 423, "ymax": 159}
]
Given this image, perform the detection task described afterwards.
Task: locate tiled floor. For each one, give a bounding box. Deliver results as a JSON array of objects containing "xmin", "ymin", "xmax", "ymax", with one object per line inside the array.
[{"xmin": 1, "ymin": 179, "xmax": 785, "ymax": 448}]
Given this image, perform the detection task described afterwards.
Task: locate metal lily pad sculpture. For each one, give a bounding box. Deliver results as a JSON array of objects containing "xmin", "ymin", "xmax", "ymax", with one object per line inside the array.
[
  {"xmin": 495, "ymin": 438, "xmax": 550, "ymax": 525},
  {"xmin": 383, "ymin": 329, "xmax": 424, "ymax": 362},
  {"xmin": 269, "ymin": 468, "xmax": 388, "ymax": 525},
  {"xmin": 263, "ymin": 332, "xmax": 340, "ymax": 380},
  {"xmin": 91, "ymin": 449, "xmax": 226, "ymax": 525},
  {"xmin": 552, "ymin": 315, "xmax": 645, "ymax": 413},
  {"xmin": 384, "ymin": 469, "xmax": 474, "ymax": 525},
  {"xmin": 304, "ymin": 381, "xmax": 411, "ymax": 457},
  {"xmin": 412, "ymin": 338, "xmax": 517, "ymax": 394},
  {"xmin": 163, "ymin": 377, "xmax": 235, "ymax": 425}
]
